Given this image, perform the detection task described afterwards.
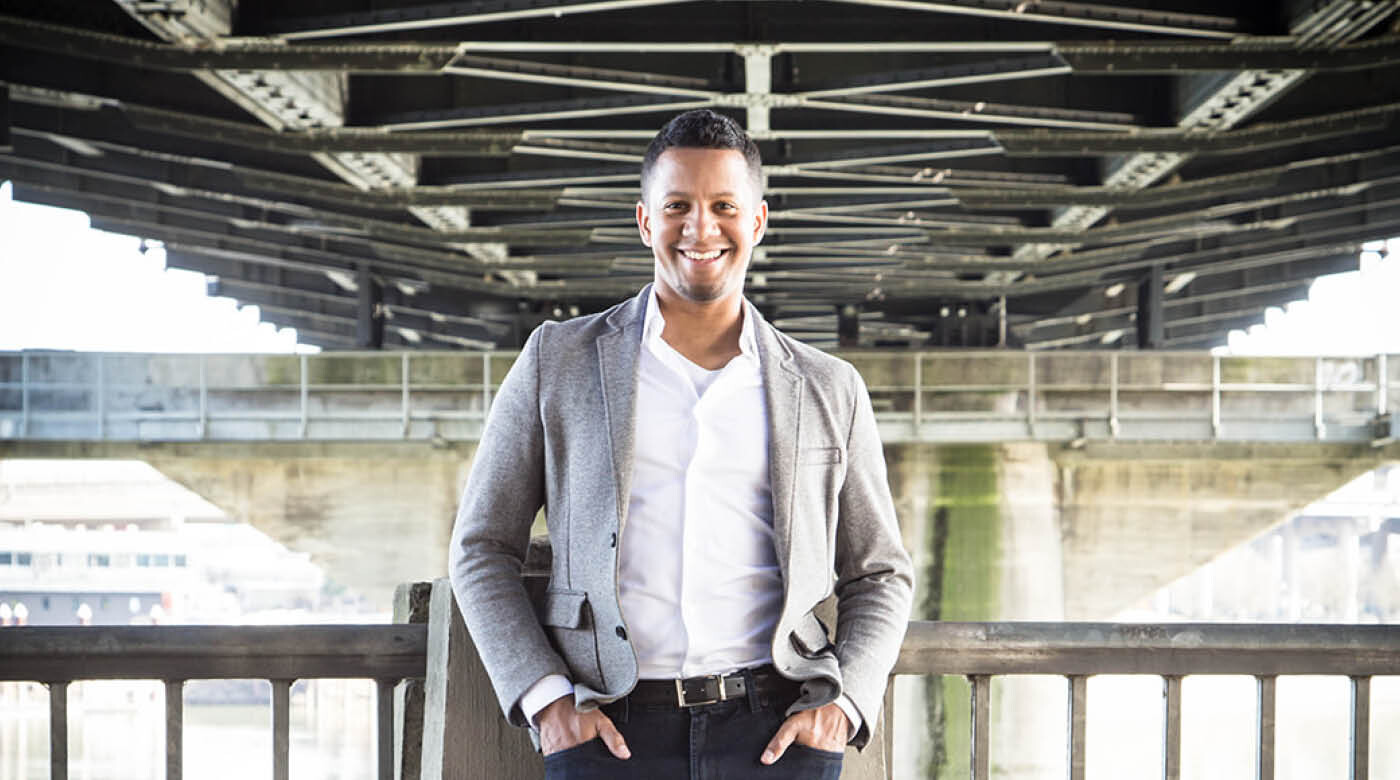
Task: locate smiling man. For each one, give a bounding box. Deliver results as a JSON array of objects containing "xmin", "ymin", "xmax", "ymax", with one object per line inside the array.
[{"xmin": 449, "ymin": 109, "xmax": 914, "ymax": 779}]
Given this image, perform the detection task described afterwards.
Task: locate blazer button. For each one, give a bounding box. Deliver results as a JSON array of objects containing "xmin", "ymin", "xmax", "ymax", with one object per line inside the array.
[
  {"xmin": 609, "ymin": 533, "xmax": 617, "ymax": 547},
  {"xmin": 615, "ymin": 626, "xmax": 627, "ymax": 640}
]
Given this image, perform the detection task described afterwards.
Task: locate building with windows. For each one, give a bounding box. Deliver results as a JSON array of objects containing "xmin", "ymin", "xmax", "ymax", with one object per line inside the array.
[{"xmin": 0, "ymin": 459, "xmax": 325, "ymax": 626}]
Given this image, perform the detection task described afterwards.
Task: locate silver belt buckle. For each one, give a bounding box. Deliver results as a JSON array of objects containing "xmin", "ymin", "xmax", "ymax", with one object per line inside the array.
[{"xmin": 675, "ymin": 675, "xmax": 723, "ymax": 708}]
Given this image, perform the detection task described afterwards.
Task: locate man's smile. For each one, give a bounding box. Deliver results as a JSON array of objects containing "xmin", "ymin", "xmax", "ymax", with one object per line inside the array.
[{"xmin": 679, "ymin": 247, "xmax": 729, "ymax": 263}]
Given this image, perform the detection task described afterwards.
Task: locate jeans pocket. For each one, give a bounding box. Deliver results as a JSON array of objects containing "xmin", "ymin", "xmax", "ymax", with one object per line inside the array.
[
  {"xmin": 789, "ymin": 742, "xmax": 846, "ymax": 761},
  {"xmin": 543, "ymin": 736, "xmax": 604, "ymax": 762}
]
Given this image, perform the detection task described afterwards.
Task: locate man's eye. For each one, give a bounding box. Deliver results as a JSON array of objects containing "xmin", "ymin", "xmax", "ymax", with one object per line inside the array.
[
  {"xmin": 664, "ymin": 202, "xmax": 687, "ymax": 211},
  {"xmin": 715, "ymin": 202, "xmax": 737, "ymax": 211}
]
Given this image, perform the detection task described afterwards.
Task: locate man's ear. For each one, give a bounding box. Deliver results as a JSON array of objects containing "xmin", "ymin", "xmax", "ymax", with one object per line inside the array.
[
  {"xmin": 636, "ymin": 201, "xmax": 652, "ymax": 247},
  {"xmin": 752, "ymin": 199, "xmax": 769, "ymax": 244}
]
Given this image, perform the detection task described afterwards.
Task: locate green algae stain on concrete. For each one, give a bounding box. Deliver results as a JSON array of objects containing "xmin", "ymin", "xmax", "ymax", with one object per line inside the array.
[{"xmin": 923, "ymin": 444, "xmax": 1003, "ymax": 780}]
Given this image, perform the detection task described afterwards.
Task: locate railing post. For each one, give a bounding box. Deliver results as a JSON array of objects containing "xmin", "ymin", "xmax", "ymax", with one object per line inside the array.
[
  {"xmin": 402, "ymin": 352, "xmax": 411, "ymax": 439},
  {"xmin": 299, "ymin": 354, "xmax": 309, "ymax": 439},
  {"xmin": 970, "ymin": 674, "xmax": 991, "ymax": 780},
  {"xmin": 1256, "ymin": 675, "xmax": 1275, "ymax": 780},
  {"xmin": 1067, "ymin": 675, "xmax": 1087, "ymax": 780},
  {"xmin": 1351, "ymin": 676, "xmax": 1371, "ymax": 780},
  {"xmin": 377, "ymin": 678, "xmax": 397, "ymax": 780},
  {"xmin": 96, "ymin": 353, "xmax": 105, "ymax": 439},
  {"xmin": 420, "ymin": 579, "xmax": 540, "ymax": 780},
  {"xmin": 912, "ymin": 352, "xmax": 923, "ymax": 439},
  {"xmin": 1162, "ymin": 675, "xmax": 1182, "ymax": 780},
  {"xmin": 1026, "ymin": 353, "xmax": 1037, "ymax": 438},
  {"xmin": 198, "ymin": 355, "xmax": 208, "ymax": 439},
  {"xmin": 481, "ymin": 352, "xmax": 492, "ymax": 421},
  {"xmin": 1109, "ymin": 354, "xmax": 1120, "ymax": 439},
  {"xmin": 272, "ymin": 678, "xmax": 292, "ymax": 780},
  {"xmin": 20, "ymin": 351, "xmax": 30, "ymax": 437},
  {"xmin": 165, "ymin": 679, "xmax": 184, "ymax": 780},
  {"xmin": 1377, "ymin": 353, "xmax": 1388, "ymax": 418},
  {"xmin": 48, "ymin": 680, "xmax": 68, "ymax": 780},
  {"xmin": 1315, "ymin": 356, "xmax": 1327, "ymax": 440},
  {"xmin": 1211, "ymin": 355, "xmax": 1222, "ymax": 439}
]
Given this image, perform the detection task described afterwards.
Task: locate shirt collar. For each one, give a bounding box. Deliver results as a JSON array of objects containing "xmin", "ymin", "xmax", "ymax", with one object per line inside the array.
[{"xmin": 644, "ymin": 286, "xmax": 759, "ymax": 361}]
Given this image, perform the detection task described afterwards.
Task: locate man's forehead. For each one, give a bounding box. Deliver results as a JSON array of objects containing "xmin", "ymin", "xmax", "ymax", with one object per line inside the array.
[{"xmin": 646, "ymin": 147, "xmax": 762, "ymax": 198}]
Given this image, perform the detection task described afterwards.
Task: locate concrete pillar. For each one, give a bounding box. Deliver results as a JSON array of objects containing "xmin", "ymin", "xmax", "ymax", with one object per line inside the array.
[{"xmin": 144, "ymin": 442, "xmax": 476, "ymax": 612}]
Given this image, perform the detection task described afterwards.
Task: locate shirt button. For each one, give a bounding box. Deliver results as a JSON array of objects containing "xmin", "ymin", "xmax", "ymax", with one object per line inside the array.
[{"xmin": 616, "ymin": 626, "xmax": 627, "ymax": 640}]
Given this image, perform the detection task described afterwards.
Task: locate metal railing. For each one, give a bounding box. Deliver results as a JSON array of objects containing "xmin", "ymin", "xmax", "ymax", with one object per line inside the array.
[
  {"xmin": 0, "ymin": 624, "xmax": 426, "ymax": 780},
  {"xmin": 2, "ymin": 618, "xmax": 1396, "ymax": 779},
  {"xmin": 0, "ymin": 350, "xmax": 1396, "ymax": 444},
  {"xmin": 896, "ymin": 621, "xmax": 1400, "ymax": 780}
]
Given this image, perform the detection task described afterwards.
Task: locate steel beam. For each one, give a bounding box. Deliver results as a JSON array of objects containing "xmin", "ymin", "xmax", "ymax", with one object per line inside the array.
[
  {"xmin": 267, "ymin": 0, "xmax": 692, "ymax": 39},
  {"xmin": 823, "ymin": 0, "xmax": 1239, "ymax": 38}
]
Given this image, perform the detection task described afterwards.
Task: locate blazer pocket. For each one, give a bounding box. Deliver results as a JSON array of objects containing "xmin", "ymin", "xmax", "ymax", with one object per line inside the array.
[
  {"xmin": 539, "ymin": 589, "xmax": 606, "ymax": 689},
  {"xmin": 790, "ymin": 613, "xmax": 836, "ymax": 659},
  {"xmin": 800, "ymin": 446, "xmax": 843, "ymax": 465}
]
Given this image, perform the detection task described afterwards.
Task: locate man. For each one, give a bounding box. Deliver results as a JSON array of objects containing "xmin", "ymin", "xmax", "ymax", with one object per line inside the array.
[{"xmin": 449, "ymin": 109, "xmax": 913, "ymax": 778}]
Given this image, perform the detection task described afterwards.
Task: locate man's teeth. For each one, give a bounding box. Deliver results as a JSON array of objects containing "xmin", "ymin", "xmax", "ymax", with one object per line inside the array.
[{"xmin": 682, "ymin": 249, "xmax": 723, "ymax": 261}]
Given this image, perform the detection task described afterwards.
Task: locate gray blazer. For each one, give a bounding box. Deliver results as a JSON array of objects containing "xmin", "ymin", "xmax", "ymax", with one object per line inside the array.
[{"xmin": 448, "ymin": 286, "xmax": 914, "ymax": 750}]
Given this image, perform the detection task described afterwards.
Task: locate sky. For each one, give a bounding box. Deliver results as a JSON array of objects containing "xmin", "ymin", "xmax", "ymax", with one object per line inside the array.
[
  {"xmin": 1, "ymin": 180, "xmax": 1398, "ymax": 354},
  {"xmin": 0, "ymin": 181, "xmax": 311, "ymax": 353}
]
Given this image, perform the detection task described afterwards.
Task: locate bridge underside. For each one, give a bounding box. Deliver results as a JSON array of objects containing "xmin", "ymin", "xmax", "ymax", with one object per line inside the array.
[{"xmin": 2, "ymin": 1, "xmax": 1399, "ymax": 350}]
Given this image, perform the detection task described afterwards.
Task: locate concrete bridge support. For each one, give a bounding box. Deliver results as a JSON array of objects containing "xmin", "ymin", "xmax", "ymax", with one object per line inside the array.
[{"xmin": 882, "ymin": 440, "xmax": 1393, "ymax": 780}]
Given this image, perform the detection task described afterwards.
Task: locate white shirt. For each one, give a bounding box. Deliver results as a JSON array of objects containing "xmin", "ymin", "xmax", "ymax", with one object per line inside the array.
[{"xmin": 522, "ymin": 290, "xmax": 860, "ymax": 734}]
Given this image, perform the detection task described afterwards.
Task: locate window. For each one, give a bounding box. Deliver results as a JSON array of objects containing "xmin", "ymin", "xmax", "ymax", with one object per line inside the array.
[
  {"xmin": 16, "ymin": 553, "xmax": 31, "ymax": 566},
  {"xmin": 87, "ymin": 553, "xmax": 111, "ymax": 567},
  {"xmin": 41, "ymin": 596, "xmax": 50, "ymax": 611},
  {"xmin": 137, "ymin": 553, "xmax": 151, "ymax": 567},
  {"xmin": 0, "ymin": 552, "xmax": 10, "ymax": 565},
  {"xmin": 154, "ymin": 554, "xmax": 170, "ymax": 567},
  {"xmin": 174, "ymin": 554, "xmax": 187, "ymax": 567}
]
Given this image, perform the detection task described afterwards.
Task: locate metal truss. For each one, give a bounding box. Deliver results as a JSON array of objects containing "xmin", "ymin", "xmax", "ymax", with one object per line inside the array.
[
  {"xmin": 1002, "ymin": 0, "xmax": 1400, "ymax": 280},
  {"xmin": 822, "ymin": 0, "xmax": 1239, "ymax": 39},
  {"xmin": 268, "ymin": 0, "xmax": 694, "ymax": 39}
]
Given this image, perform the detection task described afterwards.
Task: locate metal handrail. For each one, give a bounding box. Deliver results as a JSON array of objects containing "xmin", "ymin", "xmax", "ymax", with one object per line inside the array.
[
  {"xmin": 1, "ymin": 349, "xmax": 1397, "ymax": 444},
  {"xmin": 0, "ymin": 625, "xmax": 427, "ymax": 780}
]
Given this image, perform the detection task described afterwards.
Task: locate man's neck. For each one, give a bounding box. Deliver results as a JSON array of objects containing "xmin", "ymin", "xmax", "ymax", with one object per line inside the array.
[{"xmin": 655, "ymin": 287, "xmax": 745, "ymax": 371}]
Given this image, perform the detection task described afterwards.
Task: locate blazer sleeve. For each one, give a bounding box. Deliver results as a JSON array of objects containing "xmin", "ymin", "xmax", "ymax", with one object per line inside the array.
[
  {"xmin": 447, "ymin": 323, "xmax": 572, "ymax": 727},
  {"xmin": 831, "ymin": 362, "xmax": 916, "ymax": 749}
]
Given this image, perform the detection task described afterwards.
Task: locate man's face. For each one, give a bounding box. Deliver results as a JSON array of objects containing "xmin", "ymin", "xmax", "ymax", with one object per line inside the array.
[{"xmin": 637, "ymin": 147, "xmax": 767, "ymax": 305}]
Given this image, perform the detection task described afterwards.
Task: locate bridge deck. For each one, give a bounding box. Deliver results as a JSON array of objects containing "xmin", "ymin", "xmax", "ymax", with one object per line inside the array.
[{"xmin": 1, "ymin": 350, "xmax": 1395, "ymax": 444}]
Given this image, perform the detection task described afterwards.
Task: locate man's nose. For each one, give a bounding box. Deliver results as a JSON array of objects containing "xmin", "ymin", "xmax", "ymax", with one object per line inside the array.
[{"xmin": 684, "ymin": 208, "xmax": 720, "ymax": 238}]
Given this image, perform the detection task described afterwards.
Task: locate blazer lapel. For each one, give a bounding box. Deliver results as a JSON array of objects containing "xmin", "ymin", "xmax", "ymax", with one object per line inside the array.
[
  {"xmin": 596, "ymin": 286, "xmax": 648, "ymax": 536},
  {"xmin": 752, "ymin": 303, "xmax": 803, "ymax": 582}
]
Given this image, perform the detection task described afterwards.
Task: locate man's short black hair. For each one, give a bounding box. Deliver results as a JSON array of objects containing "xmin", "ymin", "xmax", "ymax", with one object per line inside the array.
[{"xmin": 641, "ymin": 109, "xmax": 763, "ymax": 199}]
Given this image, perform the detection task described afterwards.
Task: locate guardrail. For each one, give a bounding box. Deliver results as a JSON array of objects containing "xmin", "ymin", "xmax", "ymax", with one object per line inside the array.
[
  {"xmin": 2, "ymin": 612, "xmax": 1397, "ymax": 780},
  {"xmin": 896, "ymin": 621, "xmax": 1400, "ymax": 780},
  {"xmin": 0, "ymin": 350, "xmax": 1395, "ymax": 444},
  {"xmin": 0, "ymin": 624, "xmax": 426, "ymax": 780}
]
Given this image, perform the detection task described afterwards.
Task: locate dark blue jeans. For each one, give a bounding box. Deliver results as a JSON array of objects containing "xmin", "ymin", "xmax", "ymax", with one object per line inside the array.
[{"xmin": 542, "ymin": 690, "xmax": 844, "ymax": 780}]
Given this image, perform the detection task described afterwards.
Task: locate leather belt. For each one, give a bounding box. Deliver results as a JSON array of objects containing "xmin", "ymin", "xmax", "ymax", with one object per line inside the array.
[{"xmin": 625, "ymin": 665, "xmax": 799, "ymax": 709}]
